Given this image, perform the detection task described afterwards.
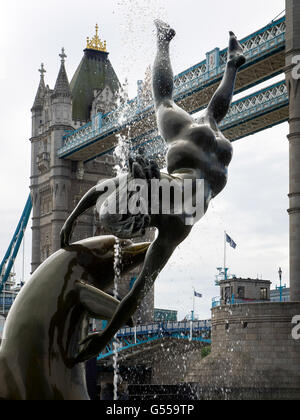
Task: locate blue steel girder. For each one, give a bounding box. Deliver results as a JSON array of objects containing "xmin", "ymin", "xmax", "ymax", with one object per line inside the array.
[
  {"xmin": 97, "ymin": 334, "xmax": 211, "ymax": 362},
  {"xmin": 58, "ymin": 17, "xmax": 286, "ymax": 162},
  {"xmin": 97, "ymin": 321, "xmax": 212, "ymax": 361},
  {"xmin": 0, "ymin": 194, "xmax": 32, "ymax": 294}
]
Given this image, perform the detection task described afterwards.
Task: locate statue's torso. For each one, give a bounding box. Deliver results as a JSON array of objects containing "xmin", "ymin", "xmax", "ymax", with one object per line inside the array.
[{"xmin": 167, "ymin": 123, "xmax": 233, "ymax": 197}]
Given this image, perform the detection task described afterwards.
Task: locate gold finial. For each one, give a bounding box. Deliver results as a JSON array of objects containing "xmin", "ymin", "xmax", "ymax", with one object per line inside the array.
[{"xmin": 86, "ymin": 24, "xmax": 107, "ymax": 52}]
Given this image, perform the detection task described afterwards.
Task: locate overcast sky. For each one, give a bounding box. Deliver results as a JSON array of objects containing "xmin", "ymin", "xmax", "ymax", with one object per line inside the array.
[{"xmin": 0, "ymin": 0, "xmax": 288, "ymax": 320}]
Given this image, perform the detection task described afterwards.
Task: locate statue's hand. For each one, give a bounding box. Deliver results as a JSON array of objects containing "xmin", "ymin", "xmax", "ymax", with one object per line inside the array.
[
  {"xmin": 100, "ymin": 153, "xmax": 161, "ymax": 239},
  {"xmin": 75, "ymin": 316, "xmax": 134, "ymax": 363},
  {"xmin": 60, "ymin": 221, "xmax": 75, "ymax": 248},
  {"xmin": 129, "ymin": 152, "xmax": 161, "ymax": 214},
  {"xmin": 75, "ymin": 332, "xmax": 109, "ymax": 364},
  {"xmin": 129, "ymin": 153, "xmax": 161, "ymax": 182}
]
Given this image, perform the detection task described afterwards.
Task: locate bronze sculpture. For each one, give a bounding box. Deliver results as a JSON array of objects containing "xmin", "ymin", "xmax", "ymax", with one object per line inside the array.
[
  {"xmin": 0, "ymin": 236, "xmax": 150, "ymax": 400},
  {"xmin": 61, "ymin": 20, "xmax": 246, "ymax": 363}
]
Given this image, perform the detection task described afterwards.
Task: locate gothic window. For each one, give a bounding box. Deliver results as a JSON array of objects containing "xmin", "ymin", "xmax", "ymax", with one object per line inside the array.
[
  {"xmin": 45, "ymin": 109, "xmax": 49, "ymax": 123},
  {"xmin": 37, "ymin": 139, "xmax": 50, "ymax": 173},
  {"xmin": 41, "ymin": 235, "xmax": 51, "ymax": 262},
  {"xmin": 40, "ymin": 194, "xmax": 52, "ymax": 216}
]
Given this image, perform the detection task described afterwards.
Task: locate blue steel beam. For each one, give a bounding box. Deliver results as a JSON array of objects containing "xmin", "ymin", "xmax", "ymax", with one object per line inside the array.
[
  {"xmin": 0, "ymin": 194, "xmax": 32, "ymax": 294},
  {"xmin": 97, "ymin": 320, "xmax": 212, "ymax": 361},
  {"xmin": 58, "ymin": 17, "xmax": 286, "ymax": 162},
  {"xmin": 98, "ymin": 335, "xmax": 211, "ymax": 361}
]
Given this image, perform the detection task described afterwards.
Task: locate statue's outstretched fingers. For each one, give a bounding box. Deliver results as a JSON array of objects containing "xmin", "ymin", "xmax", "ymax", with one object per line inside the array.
[
  {"xmin": 136, "ymin": 155, "xmax": 148, "ymax": 170},
  {"xmin": 150, "ymin": 160, "xmax": 161, "ymax": 179},
  {"xmin": 127, "ymin": 317, "xmax": 134, "ymax": 328},
  {"xmin": 132, "ymin": 162, "xmax": 146, "ymax": 179},
  {"xmin": 76, "ymin": 333, "xmax": 108, "ymax": 364},
  {"xmin": 143, "ymin": 163, "xmax": 153, "ymax": 180},
  {"xmin": 129, "ymin": 157, "xmax": 134, "ymax": 174},
  {"xmin": 143, "ymin": 215, "xmax": 151, "ymax": 228}
]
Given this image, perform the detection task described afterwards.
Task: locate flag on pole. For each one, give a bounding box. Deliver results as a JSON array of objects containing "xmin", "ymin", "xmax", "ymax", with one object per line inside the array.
[
  {"xmin": 226, "ymin": 233, "xmax": 237, "ymax": 249},
  {"xmin": 194, "ymin": 291, "xmax": 203, "ymax": 298}
]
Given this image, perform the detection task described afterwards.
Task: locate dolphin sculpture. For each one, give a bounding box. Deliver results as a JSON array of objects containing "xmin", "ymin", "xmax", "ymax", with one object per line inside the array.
[{"xmin": 0, "ymin": 236, "xmax": 150, "ymax": 400}]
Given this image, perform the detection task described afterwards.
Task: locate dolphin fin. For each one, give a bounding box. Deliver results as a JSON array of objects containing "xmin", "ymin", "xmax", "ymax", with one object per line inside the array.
[{"xmin": 76, "ymin": 281, "xmax": 120, "ymax": 320}]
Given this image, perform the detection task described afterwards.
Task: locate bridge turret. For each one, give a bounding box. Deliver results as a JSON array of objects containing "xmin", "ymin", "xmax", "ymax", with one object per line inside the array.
[
  {"xmin": 31, "ymin": 63, "xmax": 46, "ymax": 138},
  {"xmin": 51, "ymin": 48, "xmax": 72, "ymax": 126}
]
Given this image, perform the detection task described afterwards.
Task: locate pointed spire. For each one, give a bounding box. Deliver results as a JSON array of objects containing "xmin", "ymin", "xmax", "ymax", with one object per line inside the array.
[
  {"xmin": 59, "ymin": 47, "xmax": 67, "ymax": 64},
  {"xmin": 32, "ymin": 63, "xmax": 46, "ymax": 110},
  {"xmin": 39, "ymin": 63, "xmax": 46, "ymax": 81},
  {"xmin": 52, "ymin": 48, "xmax": 71, "ymax": 98}
]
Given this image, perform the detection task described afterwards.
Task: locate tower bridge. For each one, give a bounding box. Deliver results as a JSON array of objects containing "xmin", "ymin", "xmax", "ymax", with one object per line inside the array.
[{"xmin": 58, "ymin": 16, "xmax": 286, "ymax": 162}]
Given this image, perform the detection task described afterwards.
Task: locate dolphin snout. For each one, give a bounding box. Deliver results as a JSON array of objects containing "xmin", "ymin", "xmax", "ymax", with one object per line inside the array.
[{"xmin": 123, "ymin": 242, "xmax": 151, "ymax": 256}]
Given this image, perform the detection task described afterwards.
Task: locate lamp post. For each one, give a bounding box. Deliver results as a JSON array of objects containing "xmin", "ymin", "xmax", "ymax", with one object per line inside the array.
[
  {"xmin": 276, "ymin": 267, "xmax": 286, "ymax": 302},
  {"xmin": 279, "ymin": 267, "xmax": 283, "ymax": 302}
]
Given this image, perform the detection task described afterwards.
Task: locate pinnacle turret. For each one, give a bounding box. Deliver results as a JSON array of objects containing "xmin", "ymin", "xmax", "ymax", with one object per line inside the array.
[
  {"xmin": 32, "ymin": 63, "xmax": 46, "ymax": 110},
  {"xmin": 52, "ymin": 48, "xmax": 71, "ymax": 98}
]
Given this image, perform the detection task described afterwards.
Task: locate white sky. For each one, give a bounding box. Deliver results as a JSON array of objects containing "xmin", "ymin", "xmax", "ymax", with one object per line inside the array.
[{"xmin": 0, "ymin": 0, "xmax": 288, "ymax": 320}]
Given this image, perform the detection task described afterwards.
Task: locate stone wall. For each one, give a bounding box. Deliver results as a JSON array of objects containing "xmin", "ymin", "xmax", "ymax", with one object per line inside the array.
[
  {"xmin": 185, "ymin": 303, "xmax": 300, "ymax": 400},
  {"xmin": 151, "ymin": 340, "xmax": 207, "ymax": 386}
]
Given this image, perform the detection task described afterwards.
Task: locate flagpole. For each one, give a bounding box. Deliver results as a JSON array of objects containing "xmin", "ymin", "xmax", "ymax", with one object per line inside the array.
[
  {"xmin": 224, "ymin": 231, "xmax": 227, "ymax": 281},
  {"xmin": 192, "ymin": 288, "xmax": 195, "ymax": 321}
]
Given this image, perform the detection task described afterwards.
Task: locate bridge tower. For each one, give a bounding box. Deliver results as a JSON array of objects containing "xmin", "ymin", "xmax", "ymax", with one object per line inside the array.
[
  {"xmin": 30, "ymin": 28, "xmax": 121, "ymax": 273},
  {"xmin": 286, "ymin": 0, "xmax": 300, "ymax": 301},
  {"xmin": 30, "ymin": 55, "xmax": 75, "ymax": 272}
]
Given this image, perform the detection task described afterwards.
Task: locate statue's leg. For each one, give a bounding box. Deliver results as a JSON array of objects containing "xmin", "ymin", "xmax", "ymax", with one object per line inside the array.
[
  {"xmin": 205, "ymin": 32, "xmax": 246, "ymax": 125},
  {"xmin": 153, "ymin": 20, "xmax": 194, "ymax": 142},
  {"xmin": 152, "ymin": 20, "xmax": 176, "ymax": 106}
]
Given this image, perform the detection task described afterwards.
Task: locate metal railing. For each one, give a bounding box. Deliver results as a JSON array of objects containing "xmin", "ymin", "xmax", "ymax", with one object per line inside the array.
[
  {"xmin": 212, "ymin": 295, "xmax": 271, "ymax": 308},
  {"xmin": 117, "ymin": 319, "xmax": 211, "ymax": 337}
]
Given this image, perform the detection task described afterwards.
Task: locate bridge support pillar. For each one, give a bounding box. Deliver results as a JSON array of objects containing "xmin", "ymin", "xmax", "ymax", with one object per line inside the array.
[{"xmin": 286, "ymin": 0, "xmax": 300, "ymax": 301}]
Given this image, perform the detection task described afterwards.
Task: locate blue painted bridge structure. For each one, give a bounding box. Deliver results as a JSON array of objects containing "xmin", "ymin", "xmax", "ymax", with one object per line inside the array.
[
  {"xmin": 0, "ymin": 194, "xmax": 32, "ymax": 295},
  {"xmin": 97, "ymin": 320, "xmax": 212, "ymax": 362},
  {"xmin": 58, "ymin": 17, "xmax": 286, "ymax": 163}
]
